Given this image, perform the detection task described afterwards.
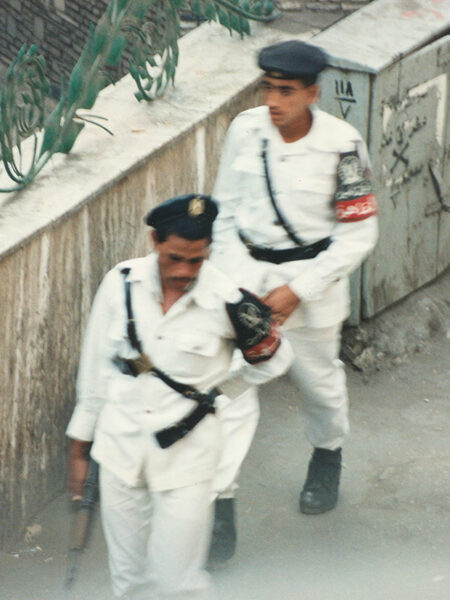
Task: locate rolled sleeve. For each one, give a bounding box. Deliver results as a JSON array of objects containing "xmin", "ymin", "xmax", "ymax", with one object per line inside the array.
[
  {"xmin": 65, "ymin": 398, "xmax": 104, "ymax": 441},
  {"xmin": 66, "ymin": 270, "xmax": 118, "ymax": 441}
]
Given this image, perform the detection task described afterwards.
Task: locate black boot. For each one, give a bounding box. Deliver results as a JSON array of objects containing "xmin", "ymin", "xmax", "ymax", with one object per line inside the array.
[
  {"xmin": 300, "ymin": 448, "xmax": 342, "ymax": 515},
  {"xmin": 207, "ymin": 498, "xmax": 236, "ymax": 565}
]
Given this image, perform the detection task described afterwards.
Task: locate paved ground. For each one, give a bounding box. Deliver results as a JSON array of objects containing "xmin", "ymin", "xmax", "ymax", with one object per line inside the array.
[
  {"xmin": 1, "ymin": 3, "xmax": 449, "ymax": 599},
  {"xmin": 0, "ymin": 329, "xmax": 449, "ymax": 600}
]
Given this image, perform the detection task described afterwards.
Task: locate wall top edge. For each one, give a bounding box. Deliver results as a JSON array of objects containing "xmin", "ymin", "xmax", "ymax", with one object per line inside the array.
[
  {"xmin": 313, "ymin": 0, "xmax": 450, "ymax": 74},
  {"xmin": 0, "ymin": 22, "xmax": 315, "ymax": 260}
]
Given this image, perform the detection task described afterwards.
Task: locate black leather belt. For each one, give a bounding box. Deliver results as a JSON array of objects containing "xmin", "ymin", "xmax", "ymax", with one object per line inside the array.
[{"xmin": 239, "ymin": 232, "xmax": 331, "ymax": 264}]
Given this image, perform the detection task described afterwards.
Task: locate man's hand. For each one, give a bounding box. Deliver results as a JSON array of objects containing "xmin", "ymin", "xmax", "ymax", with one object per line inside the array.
[
  {"xmin": 262, "ymin": 285, "xmax": 300, "ymax": 326},
  {"xmin": 68, "ymin": 440, "xmax": 92, "ymax": 500},
  {"xmin": 226, "ymin": 288, "xmax": 281, "ymax": 364}
]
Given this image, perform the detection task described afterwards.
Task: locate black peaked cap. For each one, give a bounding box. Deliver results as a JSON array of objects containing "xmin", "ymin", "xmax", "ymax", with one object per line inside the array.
[
  {"xmin": 145, "ymin": 194, "xmax": 218, "ymax": 239},
  {"xmin": 258, "ymin": 40, "xmax": 328, "ymax": 80}
]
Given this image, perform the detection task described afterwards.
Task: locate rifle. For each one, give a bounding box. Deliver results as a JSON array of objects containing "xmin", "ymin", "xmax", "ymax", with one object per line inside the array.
[{"xmin": 65, "ymin": 458, "xmax": 100, "ymax": 589}]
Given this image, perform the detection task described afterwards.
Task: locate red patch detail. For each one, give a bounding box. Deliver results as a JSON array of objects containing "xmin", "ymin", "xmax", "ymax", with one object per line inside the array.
[
  {"xmin": 335, "ymin": 194, "xmax": 377, "ymax": 223},
  {"xmin": 243, "ymin": 324, "xmax": 281, "ymax": 364}
]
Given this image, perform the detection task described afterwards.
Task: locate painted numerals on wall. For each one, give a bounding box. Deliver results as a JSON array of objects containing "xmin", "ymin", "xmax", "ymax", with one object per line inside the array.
[{"xmin": 334, "ymin": 78, "xmax": 357, "ymax": 119}]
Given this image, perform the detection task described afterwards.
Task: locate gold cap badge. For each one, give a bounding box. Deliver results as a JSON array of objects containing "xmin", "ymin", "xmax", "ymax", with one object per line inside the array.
[{"xmin": 188, "ymin": 196, "xmax": 205, "ymax": 217}]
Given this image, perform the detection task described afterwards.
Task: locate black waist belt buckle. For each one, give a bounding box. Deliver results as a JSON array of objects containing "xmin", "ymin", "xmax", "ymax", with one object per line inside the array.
[
  {"xmin": 155, "ymin": 388, "xmax": 220, "ymax": 449},
  {"xmin": 239, "ymin": 232, "xmax": 331, "ymax": 264}
]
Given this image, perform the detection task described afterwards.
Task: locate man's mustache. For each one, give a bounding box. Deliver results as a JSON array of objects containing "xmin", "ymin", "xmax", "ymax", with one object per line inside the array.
[{"xmin": 168, "ymin": 277, "xmax": 195, "ymax": 285}]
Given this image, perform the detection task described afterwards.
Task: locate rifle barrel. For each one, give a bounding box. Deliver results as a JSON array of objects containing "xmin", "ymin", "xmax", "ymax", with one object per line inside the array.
[{"xmin": 65, "ymin": 458, "xmax": 99, "ymax": 589}]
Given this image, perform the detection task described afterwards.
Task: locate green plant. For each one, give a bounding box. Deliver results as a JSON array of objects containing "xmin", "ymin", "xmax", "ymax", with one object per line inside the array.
[{"xmin": 0, "ymin": 0, "xmax": 278, "ymax": 193}]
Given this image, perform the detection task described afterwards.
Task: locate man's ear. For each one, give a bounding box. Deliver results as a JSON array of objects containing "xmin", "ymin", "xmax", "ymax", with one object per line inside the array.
[
  {"xmin": 150, "ymin": 230, "xmax": 158, "ymax": 247},
  {"xmin": 308, "ymin": 84, "xmax": 320, "ymax": 104}
]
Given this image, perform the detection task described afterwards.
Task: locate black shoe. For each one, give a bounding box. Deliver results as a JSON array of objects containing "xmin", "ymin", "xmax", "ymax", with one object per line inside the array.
[
  {"xmin": 300, "ymin": 448, "xmax": 342, "ymax": 515},
  {"xmin": 207, "ymin": 498, "xmax": 236, "ymax": 565}
]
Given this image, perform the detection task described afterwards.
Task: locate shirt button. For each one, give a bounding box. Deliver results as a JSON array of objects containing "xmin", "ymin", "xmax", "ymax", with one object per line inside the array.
[{"xmin": 145, "ymin": 410, "xmax": 152, "ymax": 414}]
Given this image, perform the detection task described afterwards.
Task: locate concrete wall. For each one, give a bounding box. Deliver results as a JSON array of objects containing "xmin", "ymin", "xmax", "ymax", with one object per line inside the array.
[
  {"xmin": 0, "ymin": 21, "xmax": 302, "ymax": 548},
  {"xmin": 279, "ymin": 0, "xmax": 373, "ymax": 12},
  {"xmin": 312, "ymin": 1, "xmax": 450, "ymax": 320}
]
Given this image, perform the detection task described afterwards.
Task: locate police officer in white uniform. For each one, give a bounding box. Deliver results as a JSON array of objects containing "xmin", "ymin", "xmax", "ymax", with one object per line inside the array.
[
  {"xmin": 209, "ymin": 40, "xmax": 378, "ymax": 557},
  {"xmin": 66, "ymin": 194, "xmax": 292, "ymax": 600}
]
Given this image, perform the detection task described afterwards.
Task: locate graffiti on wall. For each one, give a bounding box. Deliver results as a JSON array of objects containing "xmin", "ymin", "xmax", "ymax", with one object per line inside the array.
[{"xmin": 380, "ymin": 73, "xmax": 447, "ymax": 207}]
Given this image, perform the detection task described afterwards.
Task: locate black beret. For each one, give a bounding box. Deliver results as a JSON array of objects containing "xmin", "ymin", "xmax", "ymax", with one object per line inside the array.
[
  {"xmin": 145, "ymin": 194, "xmax": 218, "ymax": 240},
  {"xmin": 258, "ymin": 40, "xmax": 328, "ymax": 80}
]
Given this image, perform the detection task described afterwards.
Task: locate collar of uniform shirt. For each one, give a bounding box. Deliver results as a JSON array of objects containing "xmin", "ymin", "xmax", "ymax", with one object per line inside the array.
[
  {"xmin": 124, "ymin": 253, "xmax": 221, "ymax": 311},
  {"xmin": 262, "ymin": 106, "xmax": 341, "ymax": 154}
]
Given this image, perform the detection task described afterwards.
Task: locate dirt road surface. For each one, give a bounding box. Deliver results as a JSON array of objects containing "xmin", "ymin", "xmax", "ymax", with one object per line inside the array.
[{"xmin": 1, "ymin": 330, "xmax": 449, "ymax": 600}]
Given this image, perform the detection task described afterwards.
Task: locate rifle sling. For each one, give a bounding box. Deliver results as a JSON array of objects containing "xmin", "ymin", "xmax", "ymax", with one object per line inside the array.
[
  {"xmin": 119, "ymin": 268, "xmax": 219, "ymax": 449},
  {"xmin": 261, "ymin": 138, "xmax": 307, "ymax": 248}
]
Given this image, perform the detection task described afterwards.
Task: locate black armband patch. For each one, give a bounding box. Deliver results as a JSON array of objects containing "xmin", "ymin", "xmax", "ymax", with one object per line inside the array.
[
  {"xmin": 334, "ymin": 151, "xmax": 377, "ymax": 222},
  {"xmin": 226, "ymin": 288, "xmax": 281, "ymax": 364}
]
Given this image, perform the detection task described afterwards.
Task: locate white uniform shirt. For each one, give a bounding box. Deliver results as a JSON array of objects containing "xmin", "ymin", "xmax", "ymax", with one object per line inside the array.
[
  {"xmin": 66, "ymin": 254, "xmax": 292, "ymax": 489},
  {"xmin": 211, "ymin": 106, "xmax": 378, "ymax": 328}
]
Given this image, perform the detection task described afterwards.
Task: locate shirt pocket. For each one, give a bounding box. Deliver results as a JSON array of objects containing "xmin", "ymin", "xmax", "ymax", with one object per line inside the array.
[
  {"xmin": 232, "ymin": 154, "xmax": 265, "ymax": 176},
  {"xmin": 106, "ymin": 316, "xmax": 139, "ymax": 360},
  {"xmin": 176, "ymin": 330, "xmax": 221, "ymax": 357},
  {"xmin": 159, "ymin": 330, "xmax": 223, "ymax": 380},
  {"xmin": 232, "ymin": 154, "xmax": 267, "ymax": 201},
  {"xmin": 287, "ymin": 151, "xmax": 338, "ymax": 196}
]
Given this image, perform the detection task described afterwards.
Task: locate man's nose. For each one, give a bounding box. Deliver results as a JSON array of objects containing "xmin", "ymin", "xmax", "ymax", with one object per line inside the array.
[
  {"xmin": 176, "ymin": 260, "xmax": 197, "ymax": 277},
  {"xmin": 265, "ymin": 90, "xmax": 279, "ymax": 108}
]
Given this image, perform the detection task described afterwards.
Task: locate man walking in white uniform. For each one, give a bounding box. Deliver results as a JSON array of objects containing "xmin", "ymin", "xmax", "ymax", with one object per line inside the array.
[
  {"xmin": 66, "ymin": 194, "xmax": 292, "ymax": 600},
  {"xmin": 209, "ymin": 40, "xmax": 378, "ymax": 559}
]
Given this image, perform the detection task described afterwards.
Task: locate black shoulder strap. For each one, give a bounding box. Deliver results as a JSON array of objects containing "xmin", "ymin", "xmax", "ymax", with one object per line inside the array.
[
  {"xmin": 119, "ymin": 267, "xmax": 204, "ymax": 397},
  {"xmin": 261, "ymin": 138, "xmax": 306, "ymax": 248},
  {"xmin": 117, "ymin": 267, "xmax": 221, "ymax": 449},
  {"xmin": 120, "ymin": 268, "xmax": 143, "ymax": 354}
]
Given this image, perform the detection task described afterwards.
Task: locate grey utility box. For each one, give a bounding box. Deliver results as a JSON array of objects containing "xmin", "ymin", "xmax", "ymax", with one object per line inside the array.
[{"xmin": 313, "ymin": 0, "xmax": 450, "ymax": 323}]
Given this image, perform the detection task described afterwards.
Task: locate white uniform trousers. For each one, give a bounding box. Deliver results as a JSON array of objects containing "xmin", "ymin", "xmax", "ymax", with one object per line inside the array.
[
  {"xmin": 286, "ymin": 324, "xmax": 349, "ymax": 450},
  {"xmin": 212, "ymin": 387, "xmax": 259, "ymax": 498},
  {"xmin": 100, "ymin": 467, "xmax": 216, "ymax": 600},
  {"xmin": 212, "ymin": 324, "xmax": 349, "ymax": 495}
]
